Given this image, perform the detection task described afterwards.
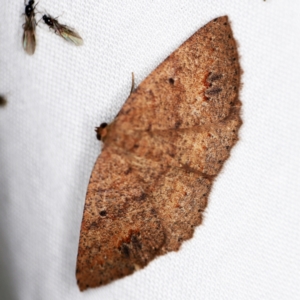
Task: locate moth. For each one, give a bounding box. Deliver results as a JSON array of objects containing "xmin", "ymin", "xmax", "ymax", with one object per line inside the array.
[
  {"xmin": 22, "ymin": 0, "xmax": 37, "ymax": 55},
  {"xmin": 76, "ymin": 16, "xmax": 242, "ymax": 291},
  {"xmin": 42, "ymin": 14, "xmax": 83, "ymax": 46}
]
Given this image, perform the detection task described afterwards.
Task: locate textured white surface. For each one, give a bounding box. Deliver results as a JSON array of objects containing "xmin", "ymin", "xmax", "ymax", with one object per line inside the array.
[{"xmin": 1, "ymin": 0, "xmax": 300, "ymax": 299}]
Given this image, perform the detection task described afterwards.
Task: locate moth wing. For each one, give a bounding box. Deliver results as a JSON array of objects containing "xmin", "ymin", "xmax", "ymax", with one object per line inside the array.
[
  {"xmin": 76, "ymin": 147, "xmax": 165, "ymax": 291},
  {"xmin": 76, "ymin": 15, "xmax": 241, "ymax": 290},
  {"xmin": 106, "ymin": 15, "xmax": 242, "ymax": 250},
  {"xmin": 115, "ymin": 16, "xmax": 241, "ymax": 131}
]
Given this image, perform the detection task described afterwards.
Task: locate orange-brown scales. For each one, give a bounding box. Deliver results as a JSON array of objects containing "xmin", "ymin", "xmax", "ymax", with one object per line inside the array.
[{"xmin": 76, "ymin": 15, "xmax": 242, "ymax": 291}]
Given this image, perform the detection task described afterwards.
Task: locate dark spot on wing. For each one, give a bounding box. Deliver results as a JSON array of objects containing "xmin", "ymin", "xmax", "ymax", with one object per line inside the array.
[
  {"xmin": 168, "ymin": 78, "xmax": 175, "ymax": 85},
  {"xmin": 175, "ymin": 121, "xmax": 181, "ymax": 129},
  {"xmin": 120, "ymin": 244, "xmax": 130, "ymax": 258},
  {"xmin": 208, "ymin": 73, "xmax": 223, "ymax": 82},
  {"xmin": 100, "ymin": 210, "xmax": 107, "ymax": 217},
  {"xmin": 205, "ymin": 87, "xmax": 222, "ymax": 97}
]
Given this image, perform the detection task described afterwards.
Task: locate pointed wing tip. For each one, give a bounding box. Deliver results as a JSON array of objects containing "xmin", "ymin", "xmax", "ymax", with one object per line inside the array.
[
  {"xmin": 60, "ymin": 30, "xmax": 84, "ymax": 46},
  {"xmin": 71, "ymin": 35, "xmax": 84, "ymax": 46},
  {"xmin": 74, "ymin": 35, "xmax": 84, "ymax": 46},
  {"xmin": 24, "ymin": 47, "xmax": 35, "ymax": 55},
  {"xmin": 23, "ymin": 33, "xmax": 36, "ymax": 55}
]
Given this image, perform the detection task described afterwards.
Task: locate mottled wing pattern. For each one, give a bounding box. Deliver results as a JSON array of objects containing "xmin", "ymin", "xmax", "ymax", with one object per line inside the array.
[
  {"xmin": 76, "ymin": 147, "xmax": 166, "ymax": 289},
  {"xmin": 76, "ymin": 16, "xmax": 241, "ymax": 291}
]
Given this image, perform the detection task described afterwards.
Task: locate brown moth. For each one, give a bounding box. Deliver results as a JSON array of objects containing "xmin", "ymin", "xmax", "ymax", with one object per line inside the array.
[{"xmin": 76, "ymin": 15, "xmax": 242, "ymax": 291}]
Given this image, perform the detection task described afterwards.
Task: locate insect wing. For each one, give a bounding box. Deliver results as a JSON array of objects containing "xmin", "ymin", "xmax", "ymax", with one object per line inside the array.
[
  {"xmin": 76, "ymin": 15, "xmax": 241, "ymax": 291},
  {"xmin": 60, "ymin": 28, "xmax": 83, "ymax": 46},
  {"xmin": 54, "ymin": 21, "xmax": 83, "ymax": 46},
  {"xmin": 23, "ymin": 16, "xmax": 36, "ymax": 55}
]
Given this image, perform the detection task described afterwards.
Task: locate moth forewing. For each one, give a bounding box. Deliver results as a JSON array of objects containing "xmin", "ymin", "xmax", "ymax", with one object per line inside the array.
[{"xmin": 76, "ymin": 15, "xmax": 241, "ymax": 291}]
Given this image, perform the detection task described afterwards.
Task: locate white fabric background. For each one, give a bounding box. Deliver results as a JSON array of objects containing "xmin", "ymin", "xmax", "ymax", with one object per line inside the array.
[{"xmin": 1, "ymin": 0, "xmax": 299, "ymax": 299}]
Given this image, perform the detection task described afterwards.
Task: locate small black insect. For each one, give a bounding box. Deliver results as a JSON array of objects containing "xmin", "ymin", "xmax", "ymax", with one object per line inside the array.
[
  {"xmin": 0, "ymin": 95, "xmax": 7, "ymax": 107},
  {"xmin": 22, "ymin": 0, "xmax": 37, "ymax": 55},
  {"xmin": 42, "ymin": 14, "xmax": 83, "ymax": 46}
]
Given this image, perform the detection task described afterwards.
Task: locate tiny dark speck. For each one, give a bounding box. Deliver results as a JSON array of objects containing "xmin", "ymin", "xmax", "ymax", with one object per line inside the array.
[
  {"xmin": 169, "ymin": 78, "xmax": 175, "ymax": 85},
  {"xmin": 136, "ymin": 193, "xmax": 147, "ymax": 201},
  {"xmin": 90, "ymin": 221, "xmax": 97, "ymax": 228},
  {"xmin": 175, "ymin": 121, "xmax": 181, "ymax": 129},
  {"xmin": 131, "ymin": 235, "xmax": 142, "ymax": 250},
  {"xmin": 151, "ymin": 208, "xmax": 157, "ymax": 215},
  {"xmin": 100, "ymin": 210, "xmax": 107, "ymax": 217},
  {"xmin": 121, "ymin": 244, "xmax": 130, "ymax": 258},
  {"xmin": 124, "ymin": 167, "xmax": 132, "ymax": 175}
]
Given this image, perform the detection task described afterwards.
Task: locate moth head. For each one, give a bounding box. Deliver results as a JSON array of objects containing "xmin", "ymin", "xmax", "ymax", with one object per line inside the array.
[{"xmin": 95, "ymin": 122, "xmax": 108, "ymax": 141}]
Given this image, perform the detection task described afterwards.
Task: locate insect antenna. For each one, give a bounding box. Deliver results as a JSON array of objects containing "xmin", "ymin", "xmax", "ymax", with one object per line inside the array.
[{"xmin": 130, "ymin": 72, "xmax": 135, "ymax": 94}]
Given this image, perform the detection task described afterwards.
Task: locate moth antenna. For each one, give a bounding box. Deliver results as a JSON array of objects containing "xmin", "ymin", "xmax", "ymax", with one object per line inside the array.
[{"xmin": 130, "ymin": 72, "xmax": 135, "ymax": 94}]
